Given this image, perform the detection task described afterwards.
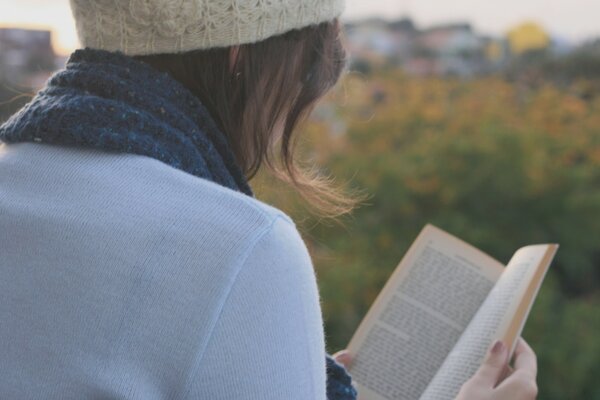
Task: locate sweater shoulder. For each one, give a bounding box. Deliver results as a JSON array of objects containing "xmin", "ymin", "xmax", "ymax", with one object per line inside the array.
[
  {"xmin": 0, "ymin": 141, "xmax": 295, "ymax": 234},
  {"xmin": 186, "ymin": 214, "xmax": 326, "ymax": 399},
  {"xmin": 0, "ymin": 144, "xmax": 320, "ymax": 399}
]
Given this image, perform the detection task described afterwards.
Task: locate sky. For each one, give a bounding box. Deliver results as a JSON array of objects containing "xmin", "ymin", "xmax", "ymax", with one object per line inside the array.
[{"xmin": 1, "ymin": 0, "xmax": 599, "ymax": 55}]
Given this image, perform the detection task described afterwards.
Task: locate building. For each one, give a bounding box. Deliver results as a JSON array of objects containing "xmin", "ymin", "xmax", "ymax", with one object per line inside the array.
[
  {"xmin": 410, "ymin": 23, "xmax": 486, "ymax": 77},
  {"xmin": 344, "ymin": 17, "xmax": 418, "ymax": 69},
  {"xmin": 344, "ymin": 19, "xmax": 500, "ymax": 78},
  {"xmin": 0, "ymin": 27, "xmax": 56, "ymax": 87}
]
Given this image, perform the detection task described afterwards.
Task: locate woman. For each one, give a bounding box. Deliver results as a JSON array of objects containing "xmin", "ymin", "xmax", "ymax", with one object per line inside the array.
[{"xmin": 0, "ymin": 0, "xmax": 538, "ymax": 399}]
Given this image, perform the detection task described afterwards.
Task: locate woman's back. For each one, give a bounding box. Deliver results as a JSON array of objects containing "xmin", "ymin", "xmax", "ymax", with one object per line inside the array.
[{"xmin": 0, "ymin": 142, "xmax": 327, "ymax": 399}]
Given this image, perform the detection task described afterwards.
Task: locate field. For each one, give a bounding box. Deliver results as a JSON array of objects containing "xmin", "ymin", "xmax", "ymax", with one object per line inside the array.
[{"xmin": 255, "ymin": 72, "xmax": 600, "ymax": 400}]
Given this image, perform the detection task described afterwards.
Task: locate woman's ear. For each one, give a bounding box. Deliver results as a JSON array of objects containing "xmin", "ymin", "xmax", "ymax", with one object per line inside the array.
[{"xmin": 229, "ymin": 45, "xmax": 240, "ymax": 74}]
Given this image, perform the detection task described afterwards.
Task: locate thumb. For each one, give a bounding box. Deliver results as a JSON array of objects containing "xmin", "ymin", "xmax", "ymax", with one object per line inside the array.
[
  {"xmin": 333, "ymin": 349, "xmax": 353, "ymax": 369},
  {"xmin": 472, "ymin": 340, "xmax": 509, "ymax": 387}
]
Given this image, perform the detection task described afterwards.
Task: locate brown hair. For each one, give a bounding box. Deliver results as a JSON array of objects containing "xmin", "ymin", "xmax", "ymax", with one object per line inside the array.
[{"xmin": 134, "ymin": 19, "xmax": 368, "ymax": 219}]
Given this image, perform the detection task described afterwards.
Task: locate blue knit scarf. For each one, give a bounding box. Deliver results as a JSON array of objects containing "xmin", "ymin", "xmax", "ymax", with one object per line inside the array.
[{"xmin": 0, "ymin": 47, "xmax": 357, "ymax": 400}]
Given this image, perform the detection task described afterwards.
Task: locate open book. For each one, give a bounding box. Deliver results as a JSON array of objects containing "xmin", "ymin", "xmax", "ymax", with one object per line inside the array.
[{"xmin": 345, "ymin": 224, "xmax": 558, "ymax": 400}]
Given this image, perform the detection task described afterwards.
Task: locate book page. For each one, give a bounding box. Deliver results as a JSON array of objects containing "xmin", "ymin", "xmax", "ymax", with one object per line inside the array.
[
  {"xmin": 346, "ymin": 225, "xmax": 504, "ymax": 400},
  {"xmin": 418, "ymin": 244, "xmax": 558, "ymax": 400}
]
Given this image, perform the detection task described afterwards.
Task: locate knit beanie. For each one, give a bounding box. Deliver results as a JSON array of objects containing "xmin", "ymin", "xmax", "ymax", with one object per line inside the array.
[{"xmin": 69, "ymin": 0, "xmax": 345, "ymax": 56}]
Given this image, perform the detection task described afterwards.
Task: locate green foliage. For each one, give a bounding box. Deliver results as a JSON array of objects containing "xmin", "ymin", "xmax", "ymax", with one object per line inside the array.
[{"xmin": 256, "ymin": 73, "xmax": 600, "ymax": 400}]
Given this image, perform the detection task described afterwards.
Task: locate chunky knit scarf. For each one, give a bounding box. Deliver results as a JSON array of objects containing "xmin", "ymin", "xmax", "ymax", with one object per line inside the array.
[{"xmin": 0, "ymin": 47, "xmax": 357, "ymax": 400}]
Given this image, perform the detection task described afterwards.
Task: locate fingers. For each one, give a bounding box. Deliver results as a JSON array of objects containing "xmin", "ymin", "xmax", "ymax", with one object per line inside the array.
[
  {"xmin": 506, "ymin": 365, "xmax": 515, "ymax": 376},
  {"xmin": 472, "ymin": 340, "xmax": 509, "ymax": 387},
  {"xmin": 494, "ymin": 338, "xmax": 539, "ymax": 399},
  {"xmin": 498, "ymin": 362, "xmax": 514, "ymax": 383},
  {"xmin": 333, "ymin": 349, "xmax": 353, "ymax": 369},
  {"xmin": 460, "ymin": 339, "xmax": 538, "ymax": 400},
  {"xmin": 513, "ymin": 337, "xmax": 538, "ymax": 380}
]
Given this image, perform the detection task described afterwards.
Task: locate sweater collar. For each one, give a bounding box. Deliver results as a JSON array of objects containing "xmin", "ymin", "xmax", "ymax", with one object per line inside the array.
[{"xmin": 0, "ymin": 47, "xmax": 254, "ymax": 197}]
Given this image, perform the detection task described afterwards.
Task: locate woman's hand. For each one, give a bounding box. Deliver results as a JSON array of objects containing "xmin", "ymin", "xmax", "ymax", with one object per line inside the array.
[
  {"xmin": 456, "ymin": 337, "xmax": 538, "ymax": 400},
  {"xmin": 333, "ymin": 337, "xmax": 537, "ymax": 400},
  {"xmin": 332, "ymin": 349, "xmax": 353, "ymax": 369}
]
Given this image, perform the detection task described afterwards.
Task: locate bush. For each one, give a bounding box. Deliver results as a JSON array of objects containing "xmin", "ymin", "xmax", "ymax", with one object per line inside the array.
[{"xmin": 256, "ymin": 73, "xmax": 600, "ymax": 400}]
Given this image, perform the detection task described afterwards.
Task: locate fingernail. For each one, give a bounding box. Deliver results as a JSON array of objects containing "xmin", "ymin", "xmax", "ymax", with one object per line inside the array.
[{"xmin": 491, "ymin": 340, "xmax": 505, "ymax": 355}]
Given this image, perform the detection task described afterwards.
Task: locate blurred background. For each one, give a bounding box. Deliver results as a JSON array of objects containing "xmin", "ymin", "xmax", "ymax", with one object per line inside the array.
[{"xmin": 1, "ymin": 1, "xmax": 598, "ymax": 399}]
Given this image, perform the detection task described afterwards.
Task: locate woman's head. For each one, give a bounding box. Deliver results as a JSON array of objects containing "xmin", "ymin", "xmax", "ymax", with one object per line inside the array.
[
  {"xmin": 69, "ymin": 0, "xmax": 367, "ymax": 218},
  {"xmin": 133, "ymin": 19, "xmax": 346, "ymax": 177},
  {"xmin": 133, "ymin": 19, "xmax": 361, "ymax": 217}
]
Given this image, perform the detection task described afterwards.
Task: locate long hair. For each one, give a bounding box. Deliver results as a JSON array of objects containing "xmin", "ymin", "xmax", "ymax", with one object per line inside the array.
[{"xmin": 134, "ymin": 19, "xmax": 367, "ymax": 219}]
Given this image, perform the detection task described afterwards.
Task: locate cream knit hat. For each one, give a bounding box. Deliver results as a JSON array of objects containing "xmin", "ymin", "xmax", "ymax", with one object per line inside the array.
[{"xmin": 69, "ymin": 0, "xmax": 345, "ymax": 56}]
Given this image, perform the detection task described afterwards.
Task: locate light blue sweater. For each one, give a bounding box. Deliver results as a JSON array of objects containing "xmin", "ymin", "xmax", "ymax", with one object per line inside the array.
[{"xmin": 0, "ymin": 142, "xmax": 327, "ymax": 399}]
